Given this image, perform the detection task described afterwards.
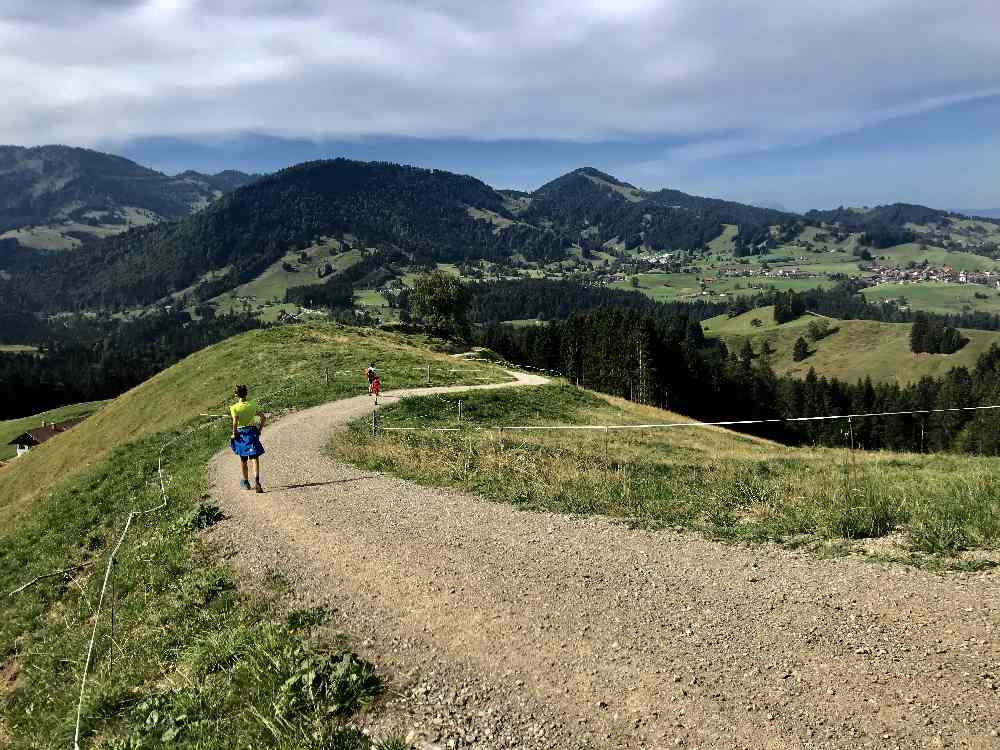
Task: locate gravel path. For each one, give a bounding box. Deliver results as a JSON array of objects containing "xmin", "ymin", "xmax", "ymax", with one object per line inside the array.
[{"xmin": 207, "ymin": 373, "xmax": 1000, "ymax": 749}]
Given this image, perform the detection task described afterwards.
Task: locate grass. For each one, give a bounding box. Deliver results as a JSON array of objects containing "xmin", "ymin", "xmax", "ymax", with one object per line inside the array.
[
  {"xmin": 0, "ymin": 400, "xmax": 106, "ymax": 460},
  {"xmin": 212, "ymin": 242, "xmax": 361, "ymax": 310},
  {"xmin": 0, "ymin": 322, "xmax": 511, "ymax": 746},
  {"xmin": 861, "ymin": 281, "xmax": 1000, "ymax": 316},
  {"xmin": 875, "ymin": 243, "xmax": 1000, "ymax": 273},
  {"xmin": 703, "ymin": 307, "xmax": 1000, "ymax": 385},
  {"xmin": 330, "ymin": 384, "xmax": 1000, "ymax": 562}
]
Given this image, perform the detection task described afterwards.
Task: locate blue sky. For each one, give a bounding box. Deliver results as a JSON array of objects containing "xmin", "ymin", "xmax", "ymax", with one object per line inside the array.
[{"xmin": 3, "ymin": 0, "xmax": 999, "ymax": 212}]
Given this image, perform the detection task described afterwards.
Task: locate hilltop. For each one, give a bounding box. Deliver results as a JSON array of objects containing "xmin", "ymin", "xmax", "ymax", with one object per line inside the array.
[
  {"xmin": 0, "ymin": 145, "xmax": 255, "ymax": 250},
  {"xmin": 0, "ymin": 322, "xmax": 512, "ymax": 747}
]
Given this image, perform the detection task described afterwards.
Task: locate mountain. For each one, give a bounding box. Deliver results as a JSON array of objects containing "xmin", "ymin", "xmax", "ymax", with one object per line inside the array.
[
  {"xmin": 0, "ymin": 146, "xmax": 256, "ymax": 249},
  {"xmin": 5, "ymin": 157, "xmax": 994, "ymax": 316},
  {"xmin": 521, "ymin": 167, "xmax": 794, "ymax": 252},
  {"xmin": 953, "ymin": 208, "xmax": 1000, "ymax": 220},
  {"xmin": 3, "ymin": 158, "xmax": 567, "ymax": 310}
]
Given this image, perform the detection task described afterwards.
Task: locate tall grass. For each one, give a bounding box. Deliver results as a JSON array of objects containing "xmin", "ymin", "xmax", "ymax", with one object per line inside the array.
[{"xmin": 332, "ymin": 385, "xmax": 1000, "ymax": 559}]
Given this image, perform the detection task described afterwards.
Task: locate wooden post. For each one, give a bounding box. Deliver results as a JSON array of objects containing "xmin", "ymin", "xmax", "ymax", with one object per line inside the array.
[
  {"xmin": 325, "ymin": 368, "xmax": 329, "ymax": 387},
  {"xmin": 372, "ymin": 407, "xmax": 378, "ymax": 437},
  {"xmin": 426, "ymin": 364, "xmax": 431, "ymax": 384},
  {"xmin": 458, "ymin": 400, "xmax": 462, "ymax": 423},
  {"xmin": 848, "ymin": 416, "xmax": 854, "ymax": 451}
]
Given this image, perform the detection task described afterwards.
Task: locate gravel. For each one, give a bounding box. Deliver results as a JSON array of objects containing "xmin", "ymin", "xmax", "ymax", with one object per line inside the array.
[{"xmin": 207, "ymin": 373, "xmax": 1000, "ymax": 749}]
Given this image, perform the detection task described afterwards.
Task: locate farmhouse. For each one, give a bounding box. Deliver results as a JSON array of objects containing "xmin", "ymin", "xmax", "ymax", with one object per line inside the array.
[{"xmin": 7, "ymin": 417, "xmax": 86, "ymax": 457}]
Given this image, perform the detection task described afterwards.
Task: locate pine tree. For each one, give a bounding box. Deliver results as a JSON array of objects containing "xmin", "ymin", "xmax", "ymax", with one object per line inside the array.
[{"xmin": 792, "ymin": 336, "xmax": 810, "ymax": 362}]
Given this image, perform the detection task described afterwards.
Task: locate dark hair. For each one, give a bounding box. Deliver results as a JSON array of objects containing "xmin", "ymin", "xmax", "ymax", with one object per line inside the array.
[{"xmin": 234, "ymin": 384, "xmax": 248, "ymax": 399}]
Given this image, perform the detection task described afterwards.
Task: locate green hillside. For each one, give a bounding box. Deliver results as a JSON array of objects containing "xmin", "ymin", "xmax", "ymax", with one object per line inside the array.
[
  {"xmin": 0, "ymin": 323, "xmax": 511, "ymax": 746},
  {"xmin": 702, "ymin": 308, "xmax": 1000, "ymax": 384},
  {"xmin": 332, "ymin": 384, "xmax": 999, "ymax": 561},
  {"xmin": 0, "ymin": 400, "xmax": 105, "ymax": 460},
  {"xmin": 0, "ymin": 145, "xmax": 255, "ymax": 249}
]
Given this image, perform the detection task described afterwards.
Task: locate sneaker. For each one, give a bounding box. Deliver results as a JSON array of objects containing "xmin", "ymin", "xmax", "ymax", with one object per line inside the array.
[
  {"xmin": 240, "ymin": 479, "xmax": 252, "ymax": 490},
  {"xmin": 255, "ymin": 482, "xmax": 264, "ymax": 494}
]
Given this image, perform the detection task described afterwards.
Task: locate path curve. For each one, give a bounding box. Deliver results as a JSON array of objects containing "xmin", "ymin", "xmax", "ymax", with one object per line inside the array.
[{"xmin": 208, "ymin": 373, "xmax": 1000, "ymax": 750}]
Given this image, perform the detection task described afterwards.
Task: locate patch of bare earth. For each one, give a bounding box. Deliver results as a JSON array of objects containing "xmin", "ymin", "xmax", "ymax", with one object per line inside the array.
[{"xmin": 207, "ymin": 375, "xmax": 1000, "ymax": 749}]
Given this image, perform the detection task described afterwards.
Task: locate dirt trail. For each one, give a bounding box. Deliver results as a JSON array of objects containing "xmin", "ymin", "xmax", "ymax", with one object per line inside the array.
[{"xmin": 208, "ymin": 373, "xmax": 1000, "ymax": 750}]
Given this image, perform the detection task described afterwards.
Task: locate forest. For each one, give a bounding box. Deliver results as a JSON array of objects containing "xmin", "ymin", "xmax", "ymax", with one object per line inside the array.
[
  {"xmin": 0, "ymin": 311, "xmax": 261, "ymax": 419},
  {"xmin": 478, "ymin": 306, "xmax": 1000, "ymax": 455}
]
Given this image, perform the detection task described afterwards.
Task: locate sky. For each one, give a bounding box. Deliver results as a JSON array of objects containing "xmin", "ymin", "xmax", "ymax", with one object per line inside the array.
[{"xmin": 1, "ymin": 0, "xmax": 999, "ymax": 212}]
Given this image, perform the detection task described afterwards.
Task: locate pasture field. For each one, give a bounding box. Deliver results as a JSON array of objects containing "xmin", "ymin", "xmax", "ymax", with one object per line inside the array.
[
  {"xmin": 703, "ymin": 307, "xmax": 1000, "ymax": 384},
  {"xmin": 333, "ymin": 384, "xmax": 999, "ymax": 563},
  {"xmin": 861, "ymin": 282, "xmax": 1000, "ymax": 316}
]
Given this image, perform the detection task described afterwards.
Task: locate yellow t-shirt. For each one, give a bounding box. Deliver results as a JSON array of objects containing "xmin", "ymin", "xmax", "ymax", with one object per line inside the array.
[{"xmin": 229, "ymin": 399, "xmax": 260, "ymax": 428}]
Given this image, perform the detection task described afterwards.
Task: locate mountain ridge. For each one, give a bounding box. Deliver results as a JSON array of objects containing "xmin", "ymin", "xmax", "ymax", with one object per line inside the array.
[
  {"xmin": 2, "ymin": 152, "xmax": 996, "ymax": 314},
  {"xmin": 0, "ymin": 145, "xmax": 257, "ymax": 249}
]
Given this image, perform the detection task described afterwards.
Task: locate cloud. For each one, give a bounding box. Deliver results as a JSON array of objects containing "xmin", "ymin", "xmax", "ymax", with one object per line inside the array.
[{"xmin": 1, "ymin": 0, "xmax": 998, "ymax": 158}]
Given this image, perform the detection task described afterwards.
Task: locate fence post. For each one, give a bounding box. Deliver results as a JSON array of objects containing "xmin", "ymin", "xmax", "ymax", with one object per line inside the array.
[
  {"xmin": 426, "ymin": 364, "xmax": 431, "ymax": 384},
  {"xmin": 458, "ymin": 400, "xmax": 462, "ymax": 423},
  {"xmin": 848, "ymin": 416, "xmax": 855, "ymax": 451},
  {"xmin": 604, "ymin": 426, "xmax": 609, "ymax": 466},
  {"xmin": 325, "ymin": 368, "xmax": 329, "ymax": 387},
  {"xmin": 372, "ymin": 407, "xmax": 378, "ymax": 437},
  {"xmin": 109, "ymin": 559, "xmax": 116, "ymax": 679}
]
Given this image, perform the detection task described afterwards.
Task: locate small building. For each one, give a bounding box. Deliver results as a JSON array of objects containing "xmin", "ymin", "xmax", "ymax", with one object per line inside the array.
[{"xmin": 7, "ymin": 417, "xmax": 86, "ymax": 457}]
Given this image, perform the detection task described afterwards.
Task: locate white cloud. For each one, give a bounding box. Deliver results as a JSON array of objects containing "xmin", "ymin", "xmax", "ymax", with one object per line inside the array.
[{"xmin": 1, "ymin": 0, "xmax": 998, "ymax": 155}]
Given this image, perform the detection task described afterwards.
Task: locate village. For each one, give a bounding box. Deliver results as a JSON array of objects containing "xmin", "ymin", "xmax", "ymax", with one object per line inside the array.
[{"xmin": 861, "ymin": 262, "xmax": 1000, "ymax": 289}]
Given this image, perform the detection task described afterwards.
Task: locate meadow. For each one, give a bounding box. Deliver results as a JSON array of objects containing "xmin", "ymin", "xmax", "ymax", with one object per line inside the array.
[
  {"xmin": 0, "ymin": 323, "xmax": 509, "ymax": 747},
  {"xmin": 703, "ymin": 307, "xmax": 1000, "ymax": 384},
  {"xmin": 0, "ymin": 400, "xmax": 105, "ymax": 460},
  {"xmin": 331, "ymin": 384, "xmax": 999, "ymax": 566}
]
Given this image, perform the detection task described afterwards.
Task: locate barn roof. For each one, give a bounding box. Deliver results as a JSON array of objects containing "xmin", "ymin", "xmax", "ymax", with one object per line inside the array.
[{"xmin": 7, "ymin": 416, "xmax": 87, "ymax": 447}]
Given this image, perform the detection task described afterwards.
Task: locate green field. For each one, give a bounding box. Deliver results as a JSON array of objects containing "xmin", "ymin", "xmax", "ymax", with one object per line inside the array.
[
  {"xmin": 332, "ymin": 384, "xmax": 999, "ymax": 563},
  {"xmin": 875, "ymin": 243, "xmax": 999, "ymax": 272},
  {"xmin": 861, "ymin": 282, "xmax": 1000, "ymax": 316},
  {"xmin": 0, "ymin": 401, "xmax": 105, "ymax": 460},
  {"xmin": 703, "ymin": 307, "xmax": 1000, "ymax": 384},
  {"xmin": 212, "ymin": 241, "xmax": 361, "ymax": 311},
  {"xmin": 0, "ymin": 323, "xmax": 510, "ymax": 746}
]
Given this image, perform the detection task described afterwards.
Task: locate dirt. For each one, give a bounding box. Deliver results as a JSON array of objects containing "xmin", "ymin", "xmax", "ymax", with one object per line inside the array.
[{"xmin": 207, "ymin": 373, "xmax": 1000, "ymax": 749}]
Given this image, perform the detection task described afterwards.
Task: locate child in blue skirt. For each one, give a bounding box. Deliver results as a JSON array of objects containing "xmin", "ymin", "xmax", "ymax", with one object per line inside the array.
[{"xmin": 230, "ymin": 384, "xmax": 267, "ymax": 493}]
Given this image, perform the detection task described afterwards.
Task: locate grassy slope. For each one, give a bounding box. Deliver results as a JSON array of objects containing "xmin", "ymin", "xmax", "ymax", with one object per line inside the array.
[
  {"xmin": 0, "ymin": 400, "xmax": 105, "ymax": 461},
  {"xmin": 861, "ymin": 281, "xmax": 1000, "ymax": 316},
  {"xmin": 0, "ymin": 323, "xmax": 510, "ymax": 746},
  {"xmin": 210, "ymin": 241, "xmax": 362, "ymax": 321},
  {"xmin": 703, "ymin": 307, "xmax": 1000, "ymax": 384},
  {"xmin": 331, "ymin": 384, "xmax": 999, "ymax": 562}
]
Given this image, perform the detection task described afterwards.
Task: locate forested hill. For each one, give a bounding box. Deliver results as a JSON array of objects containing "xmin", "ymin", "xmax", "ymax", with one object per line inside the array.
[
  {"xmin": 0, "ymin": 158, "xmax": 574, "ymax": 311},
  {"xmin": 521, "ymin": 167, "xmax": 794, "ymax": 252},
  {"xmin": 0, "ymin": 145, "xmax": 255, "ymax": 242},
  {"xmin": 4, "ymin": 155, "xmax": 996, "ymax": 314}
]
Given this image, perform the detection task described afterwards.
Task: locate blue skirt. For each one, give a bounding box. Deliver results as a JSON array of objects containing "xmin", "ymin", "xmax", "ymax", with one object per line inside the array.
[{"xmin": 231, "ymin": 426, "xmax": 265, "ymax": 458}]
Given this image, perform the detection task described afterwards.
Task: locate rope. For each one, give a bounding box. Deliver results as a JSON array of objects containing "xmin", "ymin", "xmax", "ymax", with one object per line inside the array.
[
  {"xmin": 5, "ymin": 562, "xmax": 97, "ymax": 597},
  {"xmin": 378, "ymin": 404, "xmax": 1000, "ymax": 433}
]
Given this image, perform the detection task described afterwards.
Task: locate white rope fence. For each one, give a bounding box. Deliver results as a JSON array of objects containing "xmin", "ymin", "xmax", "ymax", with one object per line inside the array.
[{"xmin": 377, "ymin": 404, "xmax": 1000, "ymax": 433}]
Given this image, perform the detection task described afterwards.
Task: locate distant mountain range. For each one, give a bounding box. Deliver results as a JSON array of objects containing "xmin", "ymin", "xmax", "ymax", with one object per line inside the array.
[
  {"xmin": 953, "ymin": 208, "xmax": 1000, "ymax": 220},
  {"xmin": 0, "ymin": 145, "xmax": 257, "ymax": 249},
  {"xmin": 0, "ymin": 149, "xmax": 996, "ymax": 314}
]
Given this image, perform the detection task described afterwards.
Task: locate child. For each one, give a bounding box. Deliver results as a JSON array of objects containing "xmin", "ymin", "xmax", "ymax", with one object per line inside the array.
[
  {"xmin": 229, "ymin": 384, "xmax": 267, "ymax": 493},
  {"xmin": 365, "ymin": 363, "xmax": 381, "ymax": 398}
]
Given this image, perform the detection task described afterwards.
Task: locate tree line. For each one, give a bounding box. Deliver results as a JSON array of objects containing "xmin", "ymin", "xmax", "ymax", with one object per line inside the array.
[
  {"xmin": 477, "ymin": 306, "xmax": 1000, "ymax": 455},
  {"xmin": 0, "ymin": 310, "xmax": 261, "ymax": 420}
]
